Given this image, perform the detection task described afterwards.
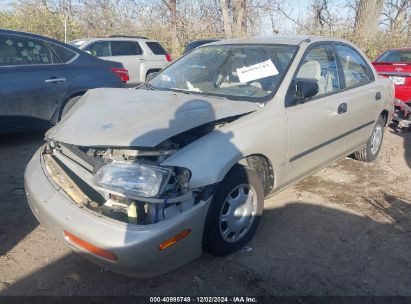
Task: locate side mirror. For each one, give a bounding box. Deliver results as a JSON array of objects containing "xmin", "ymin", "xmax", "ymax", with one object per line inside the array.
[
  {"xmin": 146, "ymin": 72, "xmax": 158, "ymax": 82},
  {"xmin": 295, "ymin": 78, "xmax": 319, "ymax": 102}
]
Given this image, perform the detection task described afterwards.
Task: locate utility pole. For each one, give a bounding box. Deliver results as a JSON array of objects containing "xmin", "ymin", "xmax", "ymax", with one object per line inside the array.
[{"xmin": 64, "ymin": 16, "xmax": 67, "ymax": 43}]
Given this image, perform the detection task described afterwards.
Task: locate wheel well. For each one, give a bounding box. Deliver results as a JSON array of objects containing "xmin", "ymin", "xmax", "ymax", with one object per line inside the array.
[
  {"xmin": 146, "ymin": 69, "xmax": 162, "ymax": 80},
  {"xmin": 59, "ymin": 92, "xmax": 86, "ymax": 120},
  {"xmin": 242, "ymin": 154, "xmax": 274, "ymax": 196},
  {"xmin": 380, "ymin": 110, "xmax": 389, "ymax": 126}
]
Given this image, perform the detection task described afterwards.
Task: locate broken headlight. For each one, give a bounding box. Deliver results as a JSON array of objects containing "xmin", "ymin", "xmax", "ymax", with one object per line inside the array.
[{"xmin": 93, "ymin": 162, "xmax": 173, "ymax": 198}]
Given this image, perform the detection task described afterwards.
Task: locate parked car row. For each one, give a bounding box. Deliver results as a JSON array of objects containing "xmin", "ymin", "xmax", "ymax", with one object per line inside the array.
[
  {"xmin": 23, "ymin": 35, "xmax": 395, "ymax": 277},
  {"xmin": 0, "ymin": 30, "xmax": 175, "ymax": 133}
]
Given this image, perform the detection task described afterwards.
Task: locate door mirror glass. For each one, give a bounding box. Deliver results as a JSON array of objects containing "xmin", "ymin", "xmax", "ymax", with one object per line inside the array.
[
  {"xmin": 146, "ymin": 72, "xmax": 158, "ymax": 81},
  {"xmin": 295, "ymin": 78, "xmax": 319, "ymax": 101}
]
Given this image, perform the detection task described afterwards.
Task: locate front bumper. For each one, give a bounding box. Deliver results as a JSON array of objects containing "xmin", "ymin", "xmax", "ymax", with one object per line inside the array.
[{"xmin": 24, "ymin": 148, "xmax": 212, "ymax": 277}]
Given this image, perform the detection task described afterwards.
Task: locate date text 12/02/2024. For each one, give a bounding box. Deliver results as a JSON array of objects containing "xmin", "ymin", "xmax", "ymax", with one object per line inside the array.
[{"xmin": 149, "ymin": 297, "xmax": 258, "ymax": 303}]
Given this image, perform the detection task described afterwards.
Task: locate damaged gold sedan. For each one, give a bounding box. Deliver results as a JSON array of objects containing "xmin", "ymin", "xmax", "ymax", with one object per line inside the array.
[{"xmin": 25, "ymin": 36, "xmax": 393, "ymax": 277}]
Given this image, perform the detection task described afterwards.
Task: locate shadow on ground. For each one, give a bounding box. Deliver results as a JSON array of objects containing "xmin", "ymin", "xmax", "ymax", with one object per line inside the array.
[
  {"xmin": 0, "ymin": 131, "xmax": 44, "ymax": 256},
  {"xmin": 2, "ymin": 194, "xmax": 411, "ymax": 296}
]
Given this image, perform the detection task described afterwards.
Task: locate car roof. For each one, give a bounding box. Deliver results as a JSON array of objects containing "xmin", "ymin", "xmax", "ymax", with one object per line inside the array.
[
  {"xmin": 1, "ymin": 28, "xmax": 71, "ymax": 46},
  {"xmin": 74, "ymin": 37, "xmax": 159, "ymax": 43},
  {"xmin": 0, "ymin": 28, "xmax": 84, "ymax": 53},
  {"xmin": 380, "ymin": 47, "xmax": 411, "ymax": 51},
  {"xmin": 209, "ymin": 35, "xmax": 354, "ymax": 46}
]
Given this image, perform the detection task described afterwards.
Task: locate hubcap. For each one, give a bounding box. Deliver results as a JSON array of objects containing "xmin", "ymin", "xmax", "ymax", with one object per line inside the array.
[
  {"xmin": 219, "ymin": 184, "xmax": 258, "ymax": 243},
  {"xmin": 370, "ymin": 125, "xmax": 383, "ymax": 155}
]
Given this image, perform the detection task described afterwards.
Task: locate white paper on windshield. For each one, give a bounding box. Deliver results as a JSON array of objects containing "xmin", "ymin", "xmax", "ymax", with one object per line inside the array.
[{"xmin": 236, "ymin": 59, "xmax": 279, "ymax": 83}]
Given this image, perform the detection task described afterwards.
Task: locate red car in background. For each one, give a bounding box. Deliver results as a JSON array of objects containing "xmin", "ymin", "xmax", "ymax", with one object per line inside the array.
[{"xmin": 373, "ymin": 48, "xmax": 411, "ymax": 129}]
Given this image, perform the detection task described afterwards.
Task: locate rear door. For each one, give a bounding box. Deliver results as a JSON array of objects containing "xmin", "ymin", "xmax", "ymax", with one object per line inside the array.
[
  {"xmin": 333, "ymin": 44, "xmax": 380, "ymax": 153},
  {"xmin": 0, "ymin": 33, "xmax": 70, "ymax": 131},
  {"xmin": 285, "ymin": 44, "xmax": 350, "ymax": 183}
]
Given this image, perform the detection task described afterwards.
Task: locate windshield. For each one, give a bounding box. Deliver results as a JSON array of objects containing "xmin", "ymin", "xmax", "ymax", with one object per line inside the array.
[
  {"xmin": 376, "ymin": 50, "xmax": 411, "ymax": 63},
  {"xmin": 147, "ymin": 44, "xmax": 297, "ymax": 101}
]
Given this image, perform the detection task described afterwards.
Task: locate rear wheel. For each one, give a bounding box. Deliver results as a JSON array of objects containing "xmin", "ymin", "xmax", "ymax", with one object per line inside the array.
[
  {"xmin": 203, "ymin": 165, "xmax": 264, "ymax": 256},
  {"xmin": 353, "ymin": 116, "xmax": 385, "ymax": 162}
]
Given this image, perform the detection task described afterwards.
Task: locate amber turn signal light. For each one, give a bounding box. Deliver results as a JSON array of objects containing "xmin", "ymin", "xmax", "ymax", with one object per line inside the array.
[
  {"xmin": 159, "ymin": 228, "xmax": 191, "ymax": 250},
  {"xmin": 64, "ymin": 230, "xmax": 118, "ymax": 262}
]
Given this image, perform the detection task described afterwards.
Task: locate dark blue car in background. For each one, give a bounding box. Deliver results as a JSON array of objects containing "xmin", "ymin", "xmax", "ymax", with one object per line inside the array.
[{"xmin": 0, "ymin": 29, "xmax": 129, "ymax": 133}]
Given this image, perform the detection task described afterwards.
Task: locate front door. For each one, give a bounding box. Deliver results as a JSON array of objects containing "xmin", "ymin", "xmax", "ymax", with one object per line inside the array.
[{"xmin": 285, "ymin": 44, "xmax": 350, "ymax": 183}]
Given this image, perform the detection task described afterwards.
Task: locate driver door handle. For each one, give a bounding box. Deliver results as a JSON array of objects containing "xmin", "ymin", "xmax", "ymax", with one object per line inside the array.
[
  {"xmin": 45, "ymin": 78, "xmax": 66, "ymax": 83},
  {"xmin": 338, "ymin": 103, "xmax": 347, "ymax": 114}
]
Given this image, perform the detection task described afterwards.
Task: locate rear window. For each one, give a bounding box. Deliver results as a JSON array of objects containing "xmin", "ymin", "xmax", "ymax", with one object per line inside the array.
[
  {"xmin": 51, "ymin": 44, "xmax": 77, "ymax": 62},
  {"xmin": 111, "ymin": 41, "xmax": 142, "ymax": 56},
  {"xmin": 146, "ymin": 42, "xmax": 167, "ymax": 55},
  {"xmin": 376, "ymin": 50, "xmax": 411, "ymax": 63}
]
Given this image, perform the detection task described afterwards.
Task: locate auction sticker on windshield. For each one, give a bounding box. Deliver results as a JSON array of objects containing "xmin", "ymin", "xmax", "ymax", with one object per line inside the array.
[{"xmin": 236, "ymin": 59, "xmax": 279, "ymax": 83}]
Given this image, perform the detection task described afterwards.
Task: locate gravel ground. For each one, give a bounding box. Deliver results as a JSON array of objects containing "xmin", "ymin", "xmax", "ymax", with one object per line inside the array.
[{"xmin": 0, "ymin": 128, "xmax": 410, "ymax": 296}]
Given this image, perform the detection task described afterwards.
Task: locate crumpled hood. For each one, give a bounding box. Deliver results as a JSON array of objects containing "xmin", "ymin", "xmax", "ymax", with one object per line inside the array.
[{"xmin": 47, "ymin": 88, "xmax": 258, "ymax": 147}]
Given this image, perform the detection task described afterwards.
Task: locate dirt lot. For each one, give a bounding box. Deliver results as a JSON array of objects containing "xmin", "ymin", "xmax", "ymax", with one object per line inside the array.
[{"xmin": 0, "ymin": 128, "xmax": 410, "ymax": 296}]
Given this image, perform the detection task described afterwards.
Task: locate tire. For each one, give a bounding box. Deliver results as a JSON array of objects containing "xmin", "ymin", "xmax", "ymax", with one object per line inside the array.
[
  {"xmin": 203, "ymin": 165, "xmax": 264, "ymax": 256},
  {"xmin": 353, "ymin": 116, "xmax": 385, "ymax": 162},
  {"xmin": 60, "ymin": 96, "xmax": 82, "ymax": 120}
]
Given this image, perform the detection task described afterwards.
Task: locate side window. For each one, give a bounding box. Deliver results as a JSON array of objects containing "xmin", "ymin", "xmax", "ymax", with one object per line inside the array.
[
  {"xmin": 111, "ymin": 41, "xmax": 142, "ymax": 56},
  {"xmin": 296, "ymin": 45, "xmax": 341, "ymax": 98},
  {"xmin": 335, "ymin": 45, "xmax": 373, "ymax": 88},
  {"xmin": 84, "ymin": 41, "xmax": 111, "ymax": 57},
  {"xmin": 146, "ymin": 42, "xmax": 167, "ymax": 55},
  {"xmin": 0, "ymin": 34, "xmax": 60, "ymax": 66},
  {"xmin": 50, "ymin": 43, "xmax": 77, "ymax": 63}
]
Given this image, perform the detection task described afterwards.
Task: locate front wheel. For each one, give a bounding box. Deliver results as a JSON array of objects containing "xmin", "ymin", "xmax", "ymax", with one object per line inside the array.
[
  {"xmin": 203, "ymin": 165, "xmax": 264, "ymax": 256},
  {"xmin": 353, "ymin": 116, "xmax": 385, "ymax": 162}
]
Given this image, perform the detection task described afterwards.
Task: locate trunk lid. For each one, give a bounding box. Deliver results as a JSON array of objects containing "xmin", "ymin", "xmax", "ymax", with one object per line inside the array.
[{"xmin": 372, "ymin": 62, "xmax": 411, "ymax": 86}]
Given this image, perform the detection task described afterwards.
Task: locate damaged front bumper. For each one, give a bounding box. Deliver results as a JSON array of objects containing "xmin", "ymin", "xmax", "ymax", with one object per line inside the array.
[{"xmin": 24, "ymin": 147, "xmax": 212, "ymax": 277}]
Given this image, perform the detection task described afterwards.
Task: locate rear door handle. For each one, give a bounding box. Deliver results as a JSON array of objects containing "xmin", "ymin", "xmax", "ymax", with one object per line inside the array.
[
  {"xmin": 375, "ymin": 92, "xmax": 382, "ymax": 100},
  {"xmin": 45, "ymin": 78, "xmax": 66, "ymax": 83},
  {"xmin": 338, "ymin": 103, "xmax": 347, "ymax": 114}
]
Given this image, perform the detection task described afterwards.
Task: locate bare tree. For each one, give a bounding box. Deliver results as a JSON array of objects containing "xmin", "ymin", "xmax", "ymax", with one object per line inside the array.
[
  {"xmin": 355, "ymin": 0, "xmax": 385, "ymax": 35},
  {"xmin": 219, "ymin": 0, "xmax": 248, "ymax": 37},
  {"xmin": 162, "ymin": 0, "xmax": 179, "ymax": 57},
  {"xmin": 312, "ymin": 0, "xmax": 331, "ymax": 31},
  {"xmin": 232, "ymin": 0, "xmax": 247, "ymax": 36},
  {"xmin": 220, "ymin": 0, "xmax": 232, "ymax": 37},
  {"xmin": 381, "ymin": 0, "xmax": 411, "ymax": 31}
]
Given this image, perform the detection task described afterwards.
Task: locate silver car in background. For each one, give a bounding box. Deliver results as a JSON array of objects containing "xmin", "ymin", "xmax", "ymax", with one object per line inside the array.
[
  {"xmin": 25, "ymin": 36, "xmax": 393, "ymax": 277},
  {"xmin": 69, "ymin": 36, "xmax": 171, "ymax": 85}
]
